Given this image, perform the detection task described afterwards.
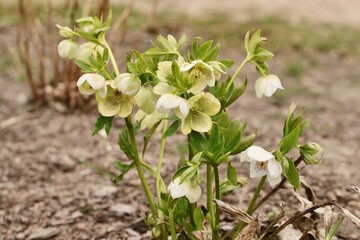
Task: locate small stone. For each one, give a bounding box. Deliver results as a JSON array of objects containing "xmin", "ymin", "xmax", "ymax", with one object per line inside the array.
[
  {"xmin": 110, "ymin": 203, "xmax": 137, "ymax": 217},
  {"xmin": 28, "ymin": 227, "xmax": 60, "ymax": 240},
  {"xmin": 93, "ymin": 186, "xmax": 118, "ymax": 197},
  {"xmin": 16, "ymin": 232, "xmax": 26, "ymax": 240},
  {"xmin": 50, "ymin": 154, "xmax": 76, "ymax": 172}
]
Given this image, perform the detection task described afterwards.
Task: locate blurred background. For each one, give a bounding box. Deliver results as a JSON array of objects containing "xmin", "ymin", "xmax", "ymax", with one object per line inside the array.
[{"xmin": 0, "ymin": 0, "xmax": 359, "ymax": 239}]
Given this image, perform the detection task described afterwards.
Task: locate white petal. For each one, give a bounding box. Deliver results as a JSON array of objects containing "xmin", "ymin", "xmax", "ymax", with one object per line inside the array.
[
  {"xmin": 255, "ymin": 77, "xmax": 266, "ymax": 98},
  {"xmin": 240, "ymin": 149, "xmax": 250, "ymax": 163},
  {"xmin": 180, "ymin": 61, "xmax": 197, "ymax": 72},
  {"xmin": 97, "ymin": 85, "xmax": 108, "ymax": 98},
  {"xmin": 267, "ymin": 159, "xmax": 282, "ymax": 178},
  {"xmin": 77, "ymin": 74, "xmax": 90, "ymax": 87},
  {"xmin": 267, "ymin": 174, "xmax": 282, "ymax": 186},
  {"xmin": 185, "ymin": 185, "xmax": 201, "ymax": 203},
  {"xmin": 153, "ymin": 82, "xmax": 174, "ymax": 95},
  {"xmin": 156, "ymin": 61, "xmax": 173, "ymax": 82},
  {"xmin": 168, "ymin": 178, "xmax": 185, "ymax": 199},
  {"xmin": 267, "ymin": 75, "xmax": 284, "ymax": 89},
  {"xmin": 156, "ymin": 94, "xmax": 189, "ymax": 118},
  {"xmin": 247, "ymin": 146, "xmax": 274, "ymax": 162},
  {"xmin": 87, "ymin": 74, "xmax": 106, "ymax": 90},
  {"xmin": 249, "ymin": 161, "xmax": 268, "ymax": 178}
]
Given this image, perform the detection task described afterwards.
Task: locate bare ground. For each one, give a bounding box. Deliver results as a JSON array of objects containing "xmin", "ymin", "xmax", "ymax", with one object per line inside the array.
[{"xmin": 1, "ymin": 2, "xmax": 360, "ymax": 239}]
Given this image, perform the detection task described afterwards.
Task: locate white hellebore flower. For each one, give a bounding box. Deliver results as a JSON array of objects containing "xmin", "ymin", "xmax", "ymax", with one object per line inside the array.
[
  {"xmin": 240, "ymin": 146, "xmax": 282, "ymax": 186},
  {"xmin": 156, "ymin": 93, "xmax": 189, "ymax": 119},
  {"xmin": 77, "ymin": 73, "xmax": 107, "ymax": 98},
  {"xmin": 115, "ymin": 73, "xmax": 141, "ymax": 96},
  {"xmin": 168, "ymin": 177, "xmax": 201, "ymax": 203},
  {"xmin": 255, "ymin": 74, "xmax": 284, "ymax": 98},
  {"xmin": 58, "ymin": 39, "xmax": 77, "ymax": 59}
]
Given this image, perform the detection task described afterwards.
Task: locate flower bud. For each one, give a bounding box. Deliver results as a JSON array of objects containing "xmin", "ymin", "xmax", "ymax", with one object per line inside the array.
[
  {"xmin": 56, "ymin": 25, "xmax": 77, "ymax": 38},
  {"xmin": 75, "ymin": 42, "xmax": 104, "ymax": 64},
  {"xmin": 134, "ymin": 87, "xmax": 157, "ymax": 114},
  {"xmin": 115, "ymin": 73, "xmax": 141, "ymax": 96},
  {"xmin": 58, "ymin": 40, "xmax": 77, "ymax": 59}
]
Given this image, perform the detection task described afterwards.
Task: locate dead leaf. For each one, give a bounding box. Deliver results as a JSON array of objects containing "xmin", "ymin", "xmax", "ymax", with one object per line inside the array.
[
  {"xmin": 213, "ymin": 199, "xmax": 252, "ymax": 223},
  {"xmin": 235, "ymin": 217, "xmax": 259, "ymax": 240}
]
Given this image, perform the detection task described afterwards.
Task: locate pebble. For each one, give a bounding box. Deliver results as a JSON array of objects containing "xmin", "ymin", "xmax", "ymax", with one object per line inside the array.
[
  {"xmin": 110, "ymin": 203, "xmax": 137, "ymax": 217},
  {"xmin": 94, "ymin": 185, "xmax": 118, "ymax": 197},
  {"xmin": 28, "ymin": 227, "xmax": 60, "ymax": 240}
]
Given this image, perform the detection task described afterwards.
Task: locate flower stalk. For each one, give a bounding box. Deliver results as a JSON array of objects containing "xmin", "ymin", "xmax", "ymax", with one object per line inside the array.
[{"xmin": 125, "ymin": 117, "xmax": 157, "ymax": 216}]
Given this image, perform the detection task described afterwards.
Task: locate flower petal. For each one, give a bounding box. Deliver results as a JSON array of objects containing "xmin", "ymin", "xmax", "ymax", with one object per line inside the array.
[
  {"xmin": 97, "ymin": 85, "xmax": 108, "ymax": 99},
  {"xmin": 77, "ymin": 74, "xmax": 90, "ymax": 87},
  {"xmin": 153, "ymin": 82, "xmax": 174, "ymax": 95},
  {"xmin": 168, "ymin": 178, "xmax": 186, "ymax": 199},
  {"xmin": 247, "ymin": 146, "xmax": 274, "ymax": 162},
  {"xmin": 134, "ymin": 87, "xmax": 157, "ymax": 114},
  {"xmin": 190, "ymin": 111, "xmax": 212, "ymax": 133},
  {"xmin": 181, "ymin": 116, "xmax": 192, "ymax": 135},
  {"xmin": 118, "ymin": 95, "xmax": 133, "ymax": 118},
  {"xmin": 194, "ymin": 92, "xmax": 221, "ymax": 116},
  {"xmin": 78, "ymin": 81, "xmax": 95, "ymax": 95},
  {"xmin": 97, "ymin": 90, "xmax": 121, "ymax": 117},
  {"xmin": 267, "ymin": 174, "xmax": 282, "ymax": 186},
  {"xmin": 87, "ymin": 74, "xmax": 106, "ymax": 90},
  {"xmin": 185, "ymin": 184, "xmax": 201, "ymax": 203},
  {"xmin": 116, "ymin": 73, "xmax": 141, "ymax": 96},
  {"xmin": 156, "ymin": 94, "xmax": 189, "ymax": 118},
  {"xmin": 156, "ymin": 61, "xmax": 173, "ymax": 82},
  {"xmin": 267, "ymin": 158, "xmax": 282, "ymax": 179},
  {"xmin": 249, "ymin": 161, "xmax": 268, "ymax": 178},
  {"xmin": 255, "ymin": 77, "xmax": 266, "ymax": 98},
  {"xmin": 240, "ymin": 149, "xmax": 250, "ymax": 163}
]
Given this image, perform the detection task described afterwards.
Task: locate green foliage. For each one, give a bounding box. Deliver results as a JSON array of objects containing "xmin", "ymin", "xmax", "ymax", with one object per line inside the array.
[
  {"xmin": 92, "ymin": 114, "xmax": 114, "ymax": 136},
  {"xmin": 280, "ymin": 157, "xmax": 300, "ymax": 191}
]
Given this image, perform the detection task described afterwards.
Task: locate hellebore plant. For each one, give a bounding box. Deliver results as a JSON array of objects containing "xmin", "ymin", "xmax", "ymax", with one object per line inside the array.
[{"xmin": 56, "ymin": 11, "xmax": 360, "ymax": 240}]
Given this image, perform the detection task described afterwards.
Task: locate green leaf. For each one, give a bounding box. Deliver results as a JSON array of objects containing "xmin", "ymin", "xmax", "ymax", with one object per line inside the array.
[
  {"xmin": 224, "ymin": 78, "xmax": 247, "ymax": 109},
  {"xmin": 279, "ymin": 126, "xmax": 300, "ymax": 154},
  {"xmin": 208, "ymin": 123, "xmax": 220, "ymax": 151},
  {"xmin": 203, "ymin": 43, "xmax": 220, "ymax": 62},
  {"xmin": 231, "ymin": 133, "xmax": 256, "ymax": 155},
  {"xmin": 112, "ymin": 160, "xmax": 135, "ymax": 183},
  {"xmin": 92, "ymin": 114, "xmax": 114, "ymax": 136},
  {"xmin": 164, "ymin": 120, "xmax": 180, "ymax": 138},
  {"xmin": 189, "ymin": 132, "xmax": 208, "ymax": 153},
  {"xmin": 193, "ymin": 207, "xmax": 205, "ymax": 230},
  {"xmin": 118, "ymin": 129, "xmax": 135, "ymax": 161},
  {"xmin": 142, "ymin": 121, "xmax": 162, "ymax": 158},
  {"xmin": 281, "ymin": 157, "xmax": 300, "ymax": 191},
  {"xmin": 180, "ymin": 166, "xmax": 198, "ymax": 183},
  {"xmin": 227, "ymin": 162, "xmax": 238, "ymax": 185},
  {"xmin": 174, "ymin": 197, "xmax": 190, "ymax": 222}
]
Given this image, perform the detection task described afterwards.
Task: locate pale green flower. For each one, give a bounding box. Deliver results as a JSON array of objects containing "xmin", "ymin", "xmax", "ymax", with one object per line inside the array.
[
  {"xmin": 97, "ymin": 87, "xmax": 133, "ymax": 117},
  {"xmin": 156, "ymin": 61, "xmax": 172, "ymax": 82},
  {"xmin": 134, "ymin": 87, "xmax": 158, "ymax": 114},
  {"xmin": 168, "ymin": 177, "xmax": 201, "ymax": 203},
  {"xmin": 135, "ymin": 110, "xmax": 164, "ymax": 131},
  {"xmin": 58, "ymin": 40, "xmax": 77, "ymax": 59},
  {"xmin": 75, "ymin": 42, "xmax": 104, "ymax": 64},
  {"xmin": 115, "ymin": 73, "xmax": 141, "ymax": 96},
  {"xmin": 240, "ymin": 146, "xmax": 282, "ymax": 186},
  {"xmin": 156, "ymin": 93, "xmax": 189, "ymax": 119},
  {"xmin": 255, "ymin": 74, "xmax": 284, "ymax": 98},
  {"xmin": 77, "ymin": 73, "xmax": 107, "ymax": 98},
  {"xmin": 181, "ymin": 92, "xmax": 221, "ymax": 135},
  {"xmin": 181, "ymin": 60, "xmax": 215, "ymax": 94}
]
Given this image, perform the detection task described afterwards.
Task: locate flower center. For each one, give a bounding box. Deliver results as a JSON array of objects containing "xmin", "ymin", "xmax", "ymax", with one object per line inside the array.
[{"xmin": 255, "ymin": 161, "xmax": 268, "ymax": 171}]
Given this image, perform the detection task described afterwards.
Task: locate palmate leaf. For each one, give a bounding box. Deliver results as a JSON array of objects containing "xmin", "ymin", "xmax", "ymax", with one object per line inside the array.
[
  {"xmin": 112, "ymin": 159, "xmax": 135, "ymax": 183},
  {"xmin": 92, "ymin": 114, "xmax": 114, "ymax": 136}
]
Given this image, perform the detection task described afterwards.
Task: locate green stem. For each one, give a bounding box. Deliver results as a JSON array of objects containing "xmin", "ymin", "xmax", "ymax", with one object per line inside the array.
[
  {"xmin": 188, "ymin": 134, "xmax": 195, "ymax": 160},
  {"xmin": 125, "ymin": 117, "xmax": 157, "ymax": 216},
  {"xmin": 156, "ymin": 118, "xmax": 168, "ymax": 202},
  {"xmin": 231, "ymin": 176, "xmax": 266, "ymax": 239},
  {"xmin": 104, "ymin": 40, "xmax": 120, "ymax": 76},
  {"xmin": 226, "ymin": 57, "xmax": 249, "ymax": 92},
  {"xmin": 213, "ymin": 166, "xmax": 221, "ymax": 240},
  {"xmin": 169, "ymin": 203, "xmax": 177, "ymax": 240},
  {"xmin": 206, "ymin": 165, "xmax": 214, "ymax": 227}
]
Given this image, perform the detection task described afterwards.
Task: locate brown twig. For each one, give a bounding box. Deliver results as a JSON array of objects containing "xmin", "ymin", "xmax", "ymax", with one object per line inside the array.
[{"xmin": 268, "ymin": 201, "xmax": 336, "ymax": 239}]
